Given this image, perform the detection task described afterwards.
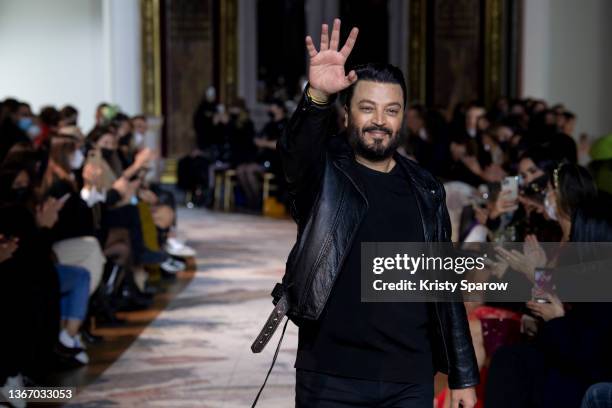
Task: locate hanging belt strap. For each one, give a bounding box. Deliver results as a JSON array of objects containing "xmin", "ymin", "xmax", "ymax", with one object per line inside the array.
[
  {"xmin": 251, "ymin": 294, "xmax": 289, "ymax": 353},
  {"xmin": 250, "ymin": 318, "xmax": 289, "ymax": 407}
]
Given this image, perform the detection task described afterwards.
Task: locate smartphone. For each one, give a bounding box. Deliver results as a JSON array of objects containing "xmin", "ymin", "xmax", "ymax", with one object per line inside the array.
[
  {"xmin": 532, "ymin": 267, "xmax": 554, "ymax": 303},
  {"xmin": 501, "ymin": 176, "xmax": 519, "ymax": 201}
]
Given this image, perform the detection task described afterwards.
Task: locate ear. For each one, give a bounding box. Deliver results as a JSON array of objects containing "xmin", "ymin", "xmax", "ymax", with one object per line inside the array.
[{"xmin": 343, "ymin": 105, "xmax": 349, "ymax": 128}]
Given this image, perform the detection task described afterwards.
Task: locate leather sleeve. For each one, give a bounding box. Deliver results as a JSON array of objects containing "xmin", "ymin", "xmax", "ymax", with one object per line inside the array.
[
  {"xmin": 437, "ymin": 181, "xmax": 480, "ymax": 389},
  {"xmin": 277, "ymin": 86, "xmax": 335, "ymax": 224}
]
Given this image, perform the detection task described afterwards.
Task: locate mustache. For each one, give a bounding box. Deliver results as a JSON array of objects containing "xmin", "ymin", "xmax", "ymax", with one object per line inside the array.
[{"xmin": 362, "ymin": 125, "xmax": 393, "ymax": 136}]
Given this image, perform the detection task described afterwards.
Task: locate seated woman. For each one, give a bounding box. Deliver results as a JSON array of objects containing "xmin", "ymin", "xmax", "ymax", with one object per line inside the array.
[
  {"xmin": 43, "ymin": 134, "xmax": 106, "ymax": 295},
  {"xmin": 85, "ymin": 125, "xmax": 183, "ymax": 291},
  {"xmin": 0, "ymin": 161, "xmax": 87, "ymax": 382},
  {"xmin": 486, "ymin": 163, "xmax": 612, "ymax": 408}
]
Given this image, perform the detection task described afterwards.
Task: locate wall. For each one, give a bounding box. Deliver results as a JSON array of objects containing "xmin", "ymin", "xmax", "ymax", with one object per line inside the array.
[
  {"xmin": 522, "ymin": 0, "xmax": 612, "ymax": 139},
  {"xmin": 0, "ymin": 0, "xmax": 141, "ymax": 133}
]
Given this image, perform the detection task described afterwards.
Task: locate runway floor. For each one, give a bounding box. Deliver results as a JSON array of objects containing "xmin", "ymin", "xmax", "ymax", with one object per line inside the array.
[{"xmin": 70, "ymin": 208, "xmax": 299, "ymax": 407}]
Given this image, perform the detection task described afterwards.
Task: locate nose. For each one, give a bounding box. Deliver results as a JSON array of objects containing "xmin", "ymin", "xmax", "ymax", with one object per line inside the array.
[{"xmin": 372, "ymin": 109, "xmax": 386, "ymax": 127}]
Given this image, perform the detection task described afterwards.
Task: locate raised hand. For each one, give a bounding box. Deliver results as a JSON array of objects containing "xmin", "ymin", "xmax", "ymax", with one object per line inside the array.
[{"xmin": 305, "ymin": 18, "xmax": 359, "ymax": 99}]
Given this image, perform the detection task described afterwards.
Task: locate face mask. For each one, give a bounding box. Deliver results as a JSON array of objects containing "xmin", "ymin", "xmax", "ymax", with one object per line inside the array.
[
  {"xmin": 133, "ymin": 132, "xmax": 144, "ymax": 147},
  {"xmin": 18, "ymin": 117, "xmax": 33, "ymax": 131},
  {"xmin": 9, "ymin": 187, "xmax": 30, "ymax": 204},
  {"xmin": 101, "ymin": 148, "xmax": 115, "ymax": 162},
  {"xmin": 27, "ymin": 125, "xmax": 41, "ymax": 140},
  {"xmin": 69, "ymin": 149, "xmax": 85, "ymax": 169},
  {"xmin": 544, "ymin": 194, "xmax": 558, "ymax": 221},
  {"xmin": 118, "ymin": 133, "xmax": 133, "ymax": 147}
]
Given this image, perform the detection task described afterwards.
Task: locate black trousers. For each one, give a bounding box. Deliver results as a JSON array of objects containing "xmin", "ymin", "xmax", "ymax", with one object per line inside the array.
[{"xmin": 295, "ymin": 369, "xmax": 433, "ymax": 408}]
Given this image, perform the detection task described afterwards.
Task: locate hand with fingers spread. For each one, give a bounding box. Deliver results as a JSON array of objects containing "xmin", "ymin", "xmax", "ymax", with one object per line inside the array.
[
  {"xmin": 494, "ymin": 246, "xmax": 539, "ymax": 282},
  {"xmin": 523, "ymin": 234, "xmax": 547, "ymax": 269},
  {"xmin": 305, "ymin": 18, "xmax": 359, "ymax": 101}
]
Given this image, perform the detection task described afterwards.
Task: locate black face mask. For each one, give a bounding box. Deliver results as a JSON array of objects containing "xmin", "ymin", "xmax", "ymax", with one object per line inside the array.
[
  {"xmin": 118, "ymin": 133, "xmax": 133, "ymax": 147},
  {"xmin": 101, "ymin": 148, "xmax": 115, "ymax": 162},
  {"xmin": 9, "ymin": 187, "xmax": 31, "ymax": 204}
]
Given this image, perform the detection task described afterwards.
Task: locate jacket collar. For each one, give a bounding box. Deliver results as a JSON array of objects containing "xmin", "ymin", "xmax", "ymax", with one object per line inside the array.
[
  {"xmin": 328, "ymin": 136, "xmax": 439, "ymax": 242},
  {"xmin": 327, "ymin": 135, "xmax": 438, "ymax": 198}
]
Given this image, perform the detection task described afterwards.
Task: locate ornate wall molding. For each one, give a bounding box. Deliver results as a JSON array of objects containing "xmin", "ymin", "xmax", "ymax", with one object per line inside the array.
[
  {"xmin": 484, "ymin": 0, "xmax": 504, "ymax": 106},
  {"xmin": 218, "ymin": 0, "xmax": 238, "ymax": 104},
  {"xmin": 408, "ymin": 0, "xmax": 427, "ymax": 104},
  {"xmin": 140, "ymin": 0, "xmax": 162, "ymax": 116}
]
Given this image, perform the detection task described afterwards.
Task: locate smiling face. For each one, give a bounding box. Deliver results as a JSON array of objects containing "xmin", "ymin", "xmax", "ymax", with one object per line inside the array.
[{"xmin": 344, "ymin": 80, "xmax": 404, "ymax": 161}]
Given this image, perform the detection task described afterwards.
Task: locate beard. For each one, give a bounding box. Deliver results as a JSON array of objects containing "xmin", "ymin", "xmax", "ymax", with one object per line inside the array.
[{"xmin": 347, "ymin": 121, "xmax": 402, "ymax": 161}]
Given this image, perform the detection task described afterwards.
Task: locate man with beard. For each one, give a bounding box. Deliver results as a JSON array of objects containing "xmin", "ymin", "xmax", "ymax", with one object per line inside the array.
[{"xmin": 252, "ymin": 19, "xmax": 478, "ymax": 407}]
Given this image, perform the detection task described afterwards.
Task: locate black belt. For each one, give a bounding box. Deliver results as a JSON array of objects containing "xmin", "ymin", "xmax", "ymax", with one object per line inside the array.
[
  {"xmin": 250, "ymin": 292, "xmax": 290, "ymax": 407},
  {"xmin": 251, "ymin": 294, "xmax": 289, "ymax": 353}
]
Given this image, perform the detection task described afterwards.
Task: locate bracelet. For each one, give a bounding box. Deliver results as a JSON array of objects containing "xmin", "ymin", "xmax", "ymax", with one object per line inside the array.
[{"xmin": 307, "ymin": 87, "xmax": 330, "ymax": 105}]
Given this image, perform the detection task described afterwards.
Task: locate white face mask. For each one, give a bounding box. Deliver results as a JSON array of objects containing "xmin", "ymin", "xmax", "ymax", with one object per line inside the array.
[
  {"xmin": 133, "ymin": 132, "xmax": 145, "ymax": 147},
  {"xmin": 544, "ymin": 194, "xmax": 558, "ymax": 221},
  {"xmin": 27, "ymin": 124, "xmax": 41, "ymax": 140},
  {"xmin": 69, "ymin": 149, "xmax": 85, "ymax": 169}
]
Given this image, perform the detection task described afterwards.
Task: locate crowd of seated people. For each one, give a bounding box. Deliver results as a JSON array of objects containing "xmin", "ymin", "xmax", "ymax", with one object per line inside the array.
[
  {"xmin": 401, "ymin": 98, "xmax": 612, "ymax": 408},
  {"xmin": 0, "ymin": 97, "xmax": 195, "ymax": 402},
  {"xmin": 181, "ymin": 87, "xmax": 290, "ymax": 212}
]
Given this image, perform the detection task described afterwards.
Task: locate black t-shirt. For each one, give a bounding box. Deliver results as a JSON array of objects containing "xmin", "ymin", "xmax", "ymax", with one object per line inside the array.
[{"xmin": 296, "ymin": 161, "xmax": 434, "ymax": 384}]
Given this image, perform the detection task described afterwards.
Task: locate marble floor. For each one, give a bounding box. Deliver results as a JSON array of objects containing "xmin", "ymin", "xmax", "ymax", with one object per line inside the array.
[{"xmin": 70, "ymin": 208, "xmax": 299, "ymax": 407}]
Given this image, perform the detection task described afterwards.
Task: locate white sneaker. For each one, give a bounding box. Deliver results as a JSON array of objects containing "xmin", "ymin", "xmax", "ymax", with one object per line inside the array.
[
  {"xmin": 74, "ymin": 350, "xmax": 90, "ymax": 364},
  {"xmin": 160, "ymin": 258, "xmax": 186, "ymax": 274},
  {"xmin": 164, "ymin": 238, "xmax": 196, "ymax": 258},
  {"xmin": 74, "ymin": 333, "xmax": 86, "ymax": 350},
  {"xmin": 0, "ymin": 374, "xmax": 26, "ymax": 408}
]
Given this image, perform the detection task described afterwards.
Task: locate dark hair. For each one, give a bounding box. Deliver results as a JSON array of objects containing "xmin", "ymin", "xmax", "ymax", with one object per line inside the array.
[
  {"xmin": 87, "ymin": 125, "xmax": 113, "ymax": 144},
  {"xmin": 408, "ymin": 104, "xmax": 426, "ymax": 120},
  {"xmin": 554, "ymin": 163, "xmax": 598, "ymax": 217},
  {"xmin": 40, "ymin": 106, "xmax": 60, "ymax": 127},
  {"xmin": 519, "ymin": 146, "xmax": 559, "ymax": 175},
  {"xmin": 570, "ymin": 197, "xmax": 612, "ymax": 242},
  {"xmin": 2, "ymin": 98, "xmax": 20, "ymax": 114},
  {"xmin": 341, "ymin": 63, "xmax": 407, "ymax": 108},
  {"xmin": 268, "ymin": 99, "xmax": 286, "ymax": 113},
  {"xmin": 562, "ymin": 111, "xmax": 576, "ymax": 121},
  {"xmin": 60, "ymin": 105, "xmax": 79, "ymax": 125}
]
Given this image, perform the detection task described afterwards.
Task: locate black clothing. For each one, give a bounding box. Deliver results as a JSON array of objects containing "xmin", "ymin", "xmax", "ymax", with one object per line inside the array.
[
  {"xmin": 257, "ymin": 118, "xmax": 287, "ymax": 173},
  {"xmin": 295, "ymin": 369, "xmax": 433, "ymax": 408},
  {"xmin": 47, "ymin": 180, "xmax": 95, "ymax": 242},
  {"xmin": 486, "ymin": 303, "xmax": 612, "ymax": 408},
  {"xmin": 296, "ymin": 163, "xmax": 433, "ymax": 383},
  {"xmin": 0, "ymin": 118, "xmax": 29, "ymax": 162},
  {"xmin": 193, "ymin": 100, "xmax": 220, "ymax": 150},
  {"xmin": 266, "ymin": 86, "xmax": 479, "ymax": 389},
  {"xmin": 227, "ymin": 117, "xmax": 256, "ymax": 166},
  {"xmin": 0, "ymin": 204, "xmax": 60, "ymax": 382}
]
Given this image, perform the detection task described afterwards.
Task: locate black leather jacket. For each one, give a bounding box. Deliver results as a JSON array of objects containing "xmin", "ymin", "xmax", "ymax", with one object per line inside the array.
[{"xmin": 273, "ymin": 88, "xmax": 479, "ymax": 389}]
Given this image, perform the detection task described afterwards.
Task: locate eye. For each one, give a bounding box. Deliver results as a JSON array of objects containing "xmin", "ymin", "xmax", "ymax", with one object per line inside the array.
[
  {"xmin": 386, "ymin": 109, "xmax": 399, "ymax": 116},
  {"xmin": 360, "ymin": 106, "xmax": 373, "ymax": 113}
]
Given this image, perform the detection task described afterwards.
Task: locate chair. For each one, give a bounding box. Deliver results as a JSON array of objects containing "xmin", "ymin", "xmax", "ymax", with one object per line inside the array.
[{"xmin": 223, "ymin": 169, "xmax": 237, "ymax": 211}]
